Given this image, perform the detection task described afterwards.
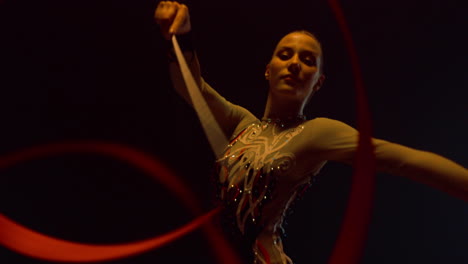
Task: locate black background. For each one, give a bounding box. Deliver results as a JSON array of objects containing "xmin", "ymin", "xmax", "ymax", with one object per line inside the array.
[{"xmin": 0, "ymin": 0, "xmax": 467, "ymax": 263}]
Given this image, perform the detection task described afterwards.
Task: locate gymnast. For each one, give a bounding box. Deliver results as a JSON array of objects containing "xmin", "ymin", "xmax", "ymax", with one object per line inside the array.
[{"xmin": 154, "ymin": 2, "xmax": 468, "ymax": 263}]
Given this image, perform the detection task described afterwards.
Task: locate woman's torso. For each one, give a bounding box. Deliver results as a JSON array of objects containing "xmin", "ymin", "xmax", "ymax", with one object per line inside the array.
[{"xmin": 216, "ymin": 118, "xmax": 327, "ymax": 263}]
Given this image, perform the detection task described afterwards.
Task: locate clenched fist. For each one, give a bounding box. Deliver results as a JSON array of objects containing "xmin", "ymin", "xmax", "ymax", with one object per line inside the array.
[{"xmin": 154, "ymin": 1, "xmax": 191, "ymax": 40}]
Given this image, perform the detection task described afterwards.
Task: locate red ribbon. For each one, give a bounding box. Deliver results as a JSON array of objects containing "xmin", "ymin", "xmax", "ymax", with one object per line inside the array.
[
  {"xmin": 0, "ymin": 141, "xmax": 241, "ymax": 263},
  {"xmin": 327, "ymin": 1, "xmax": 376, "ymax": 264}
]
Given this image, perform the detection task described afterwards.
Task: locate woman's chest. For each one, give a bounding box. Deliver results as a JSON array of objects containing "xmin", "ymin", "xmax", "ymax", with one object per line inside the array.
[{"xmin": 217, "ymin": 122, "xmax": 315, "ymax": 187}]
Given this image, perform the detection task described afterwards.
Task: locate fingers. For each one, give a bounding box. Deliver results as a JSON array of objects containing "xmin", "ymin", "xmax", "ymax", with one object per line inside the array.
[
  {"xmin": 155, "ymin": 1, "xmax": 177, "ymax": 24},
  {"xmin": 170, "ymin": 4, "xmax": 189, "ymax": 34},
  {"xmin": 155, "ymin": 1, "xmax": 190, "ymax": 38}
]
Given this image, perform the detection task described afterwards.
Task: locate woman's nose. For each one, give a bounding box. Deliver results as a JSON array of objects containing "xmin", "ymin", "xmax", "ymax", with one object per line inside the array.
[{"xmin": 288, "ymin": 56, "xmax": 301, "ymax": 74}]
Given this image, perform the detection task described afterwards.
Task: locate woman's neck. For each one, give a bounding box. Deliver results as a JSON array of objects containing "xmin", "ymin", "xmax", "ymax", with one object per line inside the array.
[{"xmin": 263, "ymin": 95, "xmax": 306, "ymax": 121}]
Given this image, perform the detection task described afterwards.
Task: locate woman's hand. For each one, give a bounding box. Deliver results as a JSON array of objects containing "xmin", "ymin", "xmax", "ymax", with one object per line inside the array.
[{"xmin": 154, "ymin": 1, "xmax": 191, "ymax": 40}]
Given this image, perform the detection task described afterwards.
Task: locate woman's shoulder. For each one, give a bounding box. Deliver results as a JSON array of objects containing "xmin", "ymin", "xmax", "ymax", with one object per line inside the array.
[
  {"xmin": 301, "ymin": 117, "xmax": 359, "ymax": 148},
  {"xmin": 299, "ymin": 118, "xmax": 359, "ymax": 158},
  {"xmin": 304, "ymin": 117, "xmax": 357, "ymax": 133}
]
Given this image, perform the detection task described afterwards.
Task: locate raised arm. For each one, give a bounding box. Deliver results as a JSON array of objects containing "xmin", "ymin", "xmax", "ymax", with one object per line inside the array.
[
  {"xmin": 154, "ymin": 1, "xmax": 256, "ymax": 139},
  {"xmin": 305, "ymin": 118, "xmax": 468, "ymax": 201},
  {"xmin": 154, "ymin": 1, "xmax": 201, "ymax": 96}
]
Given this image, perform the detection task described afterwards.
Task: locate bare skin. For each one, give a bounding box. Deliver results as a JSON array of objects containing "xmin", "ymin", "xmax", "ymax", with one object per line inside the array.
[
  {"xmin": 155, "ymin": 2, "xmax": 468, "ymax": 263},
  {"xmin": 264, "ymin": 32, "xmax": 325, "ymax": 120}
]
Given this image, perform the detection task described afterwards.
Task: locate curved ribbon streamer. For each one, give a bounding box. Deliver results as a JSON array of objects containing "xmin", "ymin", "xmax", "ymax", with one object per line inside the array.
[
  {"xmin": 326, "ymin": 1, "xmax": 376, "ymax": 264},
  {"xmin": 0, "ymin": 208, "xmax": 219, "ymax": 262},
  {"xmin": 0, "ymin": 142, "xmax": 199, "ymax": 212},
  {"xmin": 0, "ymin": 141, "xmax": 238, "ymax": 263},
  {"xmin": 0, "ymin": 2, "xmax": 376, "ymax": 260}
]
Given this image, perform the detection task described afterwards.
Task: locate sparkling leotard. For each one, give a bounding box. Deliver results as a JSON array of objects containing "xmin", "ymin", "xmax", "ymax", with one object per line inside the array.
[
  {"xmin": 216, "ymin": 118, "xmax": 320, "ymax": 264},
  {"xmin": 181, "ymin": 80, "xmax": 449, "ymax": 264}
]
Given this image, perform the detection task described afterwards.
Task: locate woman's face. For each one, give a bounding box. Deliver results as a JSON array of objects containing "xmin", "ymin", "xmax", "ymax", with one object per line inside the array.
[{"xmin": 265, "ymin": 32, "xmax": 324, "ymax": 104}]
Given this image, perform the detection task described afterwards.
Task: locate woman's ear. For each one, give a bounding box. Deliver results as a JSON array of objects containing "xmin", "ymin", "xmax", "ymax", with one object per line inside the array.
[
  {"xmin": 265, "ymin": 65, "xmax": 270, "ymax": 80},
  {"xmin": 313, "ymin": 74, "xmax": 326, "ymax": 93}
]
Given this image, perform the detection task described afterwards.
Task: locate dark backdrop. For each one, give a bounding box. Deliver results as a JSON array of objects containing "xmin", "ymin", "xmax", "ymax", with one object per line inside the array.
[{"xmin": 0, "ymin": 0, "xmax": 467, "ymax": 263}]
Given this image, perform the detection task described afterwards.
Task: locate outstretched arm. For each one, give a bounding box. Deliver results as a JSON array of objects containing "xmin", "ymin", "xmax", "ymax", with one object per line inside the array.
[
  {"xmin": 306, "ymin": 118, "xmax": 468, "ymax": 201},
  {"xmin": 154, "ymin": 1, "xmax": 256, "ymax": 139},
  {"xmin": 373, "ymin": 141, "xmax": 468, "ymax": 201}
]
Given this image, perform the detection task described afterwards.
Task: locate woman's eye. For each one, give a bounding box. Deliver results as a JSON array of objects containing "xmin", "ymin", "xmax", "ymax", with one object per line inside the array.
[
  {"xmin": 278, "ymin": 53, "xmax": 290, "ymax": 60},
  {"xmin": 302, "ymin": 57, "xmax": 316, "ymax": 66}
]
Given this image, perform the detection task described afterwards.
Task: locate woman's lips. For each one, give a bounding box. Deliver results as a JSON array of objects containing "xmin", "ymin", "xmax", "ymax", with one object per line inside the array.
[{"xmin": 283, "ymin": 75, "xmax": 299, "ymax": 84}]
